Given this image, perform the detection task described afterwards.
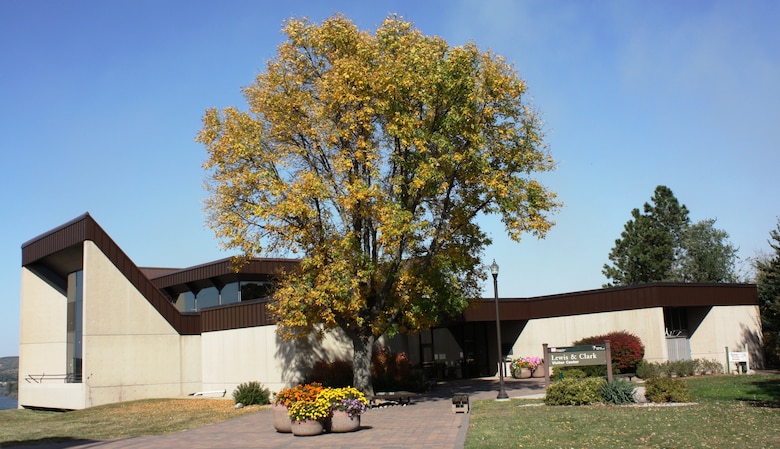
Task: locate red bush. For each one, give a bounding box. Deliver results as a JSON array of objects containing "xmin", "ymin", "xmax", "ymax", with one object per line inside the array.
[{"xmin": 573, "ymin": 330, "xmax": 645, "ymax": 372}]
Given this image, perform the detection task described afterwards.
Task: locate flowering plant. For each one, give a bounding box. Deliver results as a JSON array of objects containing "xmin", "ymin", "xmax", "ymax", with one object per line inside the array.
[
  {"xmin": 524, "ymin": 356, "xmax": 543, "ymax": 370},
  {"xmin": 335, "ymin": 398, "xmax": 369, "ymax": 418},
  {"xmin": 287, "ymin": 395, "xmax": 331, "ymax": 421},
  {"xmin": 511, "ymin": 358, "xmax": 532, "ymax": 371},
  {"xmin": 319, "ymin": 386, "xmax": 369, "ymax": 417},
  {"xmin": 511, "ymin": 356, "xmax": 544, "ymax": 372},
  {"xmin": 274, "ymin": 382, "xmax": 323, "ymax": 407}
]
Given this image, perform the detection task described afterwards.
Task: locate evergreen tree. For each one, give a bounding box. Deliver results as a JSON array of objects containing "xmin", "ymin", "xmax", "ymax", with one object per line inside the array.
[
  {"xmin": 603, "ymin": 186, "xmax": 689, "ymax": 286},
  {"xmin": 756, "ymin": 219, "xmax": 780, "ymax": 367}
]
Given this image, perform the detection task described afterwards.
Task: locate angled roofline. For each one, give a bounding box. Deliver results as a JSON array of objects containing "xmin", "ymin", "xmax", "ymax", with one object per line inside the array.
[
  {"xmin": 462, "ymin": 282, "xmax": 758, "ymax": 322},
  {"xmin": 22, "ymin": 213, "xmax": 201, "ymax": 335},
  {"xmin": 22, "ymin": 214, "xmax": 759, "ymax": 334}
]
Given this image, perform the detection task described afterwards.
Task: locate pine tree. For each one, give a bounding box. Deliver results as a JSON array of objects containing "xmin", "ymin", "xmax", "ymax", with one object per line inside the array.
[{"xmin": 603, "ymin": 186, "xmax": 689, "ymax": 286}]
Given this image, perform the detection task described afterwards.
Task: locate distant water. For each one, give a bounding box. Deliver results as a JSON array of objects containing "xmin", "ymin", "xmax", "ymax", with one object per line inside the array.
[{"xmin": 0, "ymin": 395, "xmax": 17, "ymax": 410}]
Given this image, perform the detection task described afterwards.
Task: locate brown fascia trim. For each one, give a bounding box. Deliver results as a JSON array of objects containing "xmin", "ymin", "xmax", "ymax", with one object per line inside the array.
[
  {"xmin": 21, "ymin": 213, "xmax": 201, "ymax": 335},
  {"xmin": 149, "ymin": 257, "xmax": 300, "ymax": 290},
  {"xmin": 462, "ymin": 282, "xmax": 759, "ymax": 322}
]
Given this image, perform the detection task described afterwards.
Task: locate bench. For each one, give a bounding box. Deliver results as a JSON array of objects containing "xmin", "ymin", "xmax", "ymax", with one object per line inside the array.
[
  {"xmin": 452, "ymin": 394, "xmax": 470, "ymax": 413},
  {"xmin": 370, "ymin": 391, "xmax": 418, "ymax": 407}
]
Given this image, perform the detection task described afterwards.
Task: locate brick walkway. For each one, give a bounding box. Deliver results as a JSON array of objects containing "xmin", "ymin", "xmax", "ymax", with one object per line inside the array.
[{"xmin": 11, "ymin": 377, "xmax": 546, "ymax": 449}]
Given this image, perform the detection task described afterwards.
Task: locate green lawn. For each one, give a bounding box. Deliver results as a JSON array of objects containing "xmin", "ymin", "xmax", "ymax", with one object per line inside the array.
[{"xmin": 466, "ymin": 374, "xmax": 780, "ymax": 448}]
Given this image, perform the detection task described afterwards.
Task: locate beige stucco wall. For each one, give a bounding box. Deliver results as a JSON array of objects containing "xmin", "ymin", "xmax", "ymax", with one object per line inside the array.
[
  {"xmin": 201, "ymin": 325, "xmax": 353, "ymax": 395},
  {"xmin": 510, "ymin": 308, "xmax": 668, "ymax": 364},
  {"xmin": 690, "ymin": 305, "xmax": 762, "ymax": 368},
  {"xmin": 18, "ymin": 267, "xmax": 85, "ymax": 409},
  {"xmin": 82, "ymin": 241, "xmax": 201, "ymax": 407}
]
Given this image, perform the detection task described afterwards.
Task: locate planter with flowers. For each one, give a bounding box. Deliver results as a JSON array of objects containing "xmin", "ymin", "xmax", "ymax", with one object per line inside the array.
[
  {"xmin": 524, "ymin": 356, "xmax": 545, "ymax": 377},
  {"xmin": 510, "ymin": 358, "xmax": 532, "ymax": 378},
  {"xmin": 287, "ymin": 393, "xmax": 330, "ymax": 437},
  {"xmin": 273, "ymin": 382, "xmax": 323, "ymax": 433},
  {"xmin": 320, "ymin": 386, "xmax": 369, "ymax": 433}
]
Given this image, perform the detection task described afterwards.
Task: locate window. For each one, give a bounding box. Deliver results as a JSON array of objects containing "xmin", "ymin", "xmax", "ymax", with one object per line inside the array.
[
  {"xmin": 66, "ymin": 271, "xmax": 83, "ymax": 383},
  {"xmin": 220, "ymin": 282, "xmax": 240, "ymax": 305},
  {"xmin": 240, "ymin": 281, "xmax": 273, "ymax": 301},
  {"xmin": 664, "ymin": 307, "xmax": 689, "ymax": 337},
  {"xmin": 197, "ymin": 286, "xmax": 219, "ymax": 309}
]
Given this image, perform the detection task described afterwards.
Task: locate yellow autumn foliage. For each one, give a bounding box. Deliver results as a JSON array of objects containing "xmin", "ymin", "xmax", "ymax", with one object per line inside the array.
[{"xmin": 197, "ymin": 13, "xmax": 559, "ymax": 390}]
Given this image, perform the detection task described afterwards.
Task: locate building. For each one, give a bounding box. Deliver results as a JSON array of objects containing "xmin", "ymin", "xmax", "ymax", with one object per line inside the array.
[{"xmin": 18, "ymin": 213, "xmax": 761, "ymax": 409}]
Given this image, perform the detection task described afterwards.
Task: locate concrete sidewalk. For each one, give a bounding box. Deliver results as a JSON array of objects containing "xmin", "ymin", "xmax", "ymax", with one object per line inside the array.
[{"xmin": 10, "ymin": 377, "xmax": 546, "ymax": 449}]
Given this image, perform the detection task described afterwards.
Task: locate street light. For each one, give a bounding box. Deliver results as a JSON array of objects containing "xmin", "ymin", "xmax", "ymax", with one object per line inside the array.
[{"xmin": 491, "ymin": 259, "xmax": 509, "ymax": 400}]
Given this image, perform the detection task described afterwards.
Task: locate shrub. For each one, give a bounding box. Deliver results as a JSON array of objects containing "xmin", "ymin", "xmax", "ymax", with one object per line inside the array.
[
  {"xmin": 552, "ymin": 367, "xmax": 588, "ymax": 379},
  {"xmin": 544, "ymin": 378, "xmax": 605, "ymax": 405},
  {"xmin": 232, "ymin": 381, "xmax": 271, "ymax": 406},
  {"xmin": 601, "ymin": 379, "xmax": 636, "ymax": 404},
  {"xmin": 636, "ymin": 360, "xmax": 661, "ymax": 380},
  {"xmin": 699, "ymin": 358, "xmax": 724, "ymax": 374},
  {"xmin": 579, "ymin": 364, "xmax": 609, "ymax": 377},
  {"xmin": 573, "ymin": 330, "xmax": 645, "ymax": 372},
  {"xmin": 645, "ymin": 377, "xmax": 691, "ymax": 403},
  {"xmin": 674, "ymin": 359, "xmax": 698, "ymax": 377},
  {"xmin": 308, "ymin": 360, "xmax": 354, "ymax": 387}
]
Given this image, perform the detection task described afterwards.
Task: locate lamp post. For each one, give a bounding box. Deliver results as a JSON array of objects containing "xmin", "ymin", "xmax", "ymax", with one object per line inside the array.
[{"xmin": 491, "ymin": 259, "xmax": 509, "ymax": 400}]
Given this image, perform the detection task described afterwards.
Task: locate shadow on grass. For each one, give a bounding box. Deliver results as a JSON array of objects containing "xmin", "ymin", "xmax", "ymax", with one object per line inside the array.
[
  {"xmin": 0, "ymin": 437, "xmax": 100, "ymax": 448},
  {"xmin": 742, "ymin": 376, "xmax": 780, "ymax": 408}
]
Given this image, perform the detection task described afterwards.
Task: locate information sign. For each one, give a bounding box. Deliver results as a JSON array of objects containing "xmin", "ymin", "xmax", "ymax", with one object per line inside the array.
[
  {"xmin": 547, "ymin": 345, "xmax": 607, "ymax": 367},
  {"xmin": 729, "ymin": 352, "xmax": 748, "ymax": 363}
]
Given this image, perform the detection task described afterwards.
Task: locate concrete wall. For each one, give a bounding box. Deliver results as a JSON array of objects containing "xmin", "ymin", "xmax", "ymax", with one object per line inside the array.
[
  {"xmin": 18, "ymin": 267, "xmax": 84, "ymax": 409},
  {"xmin": 81, "ymin": 242, "xmax": 200, "ymax": 407},
  {"xmin": 509, "ymin": 308, "xmax": 668, "ymax": 363},
  {"xmin": 201, "ymin": 325, "xmax": 353, "ymax": 395},
  {"xmin": 690, "ymin": 305, "xmax": 763, "ymax": 368}
]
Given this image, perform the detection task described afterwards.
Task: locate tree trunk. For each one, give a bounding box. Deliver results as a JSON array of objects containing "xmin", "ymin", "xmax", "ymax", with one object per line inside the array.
[{"xmin": 352, "ymin": 332, "xmax": 375, "ymax": 397}]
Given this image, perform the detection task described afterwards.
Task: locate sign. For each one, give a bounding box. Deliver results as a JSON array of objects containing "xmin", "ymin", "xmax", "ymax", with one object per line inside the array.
[
  {"xmin": 547, "ymin": 345, "xmax": 607, "ymax": 367},
  {"xmin": 729, "ymin": 351, "xmax": 748, "ymax": 363}
]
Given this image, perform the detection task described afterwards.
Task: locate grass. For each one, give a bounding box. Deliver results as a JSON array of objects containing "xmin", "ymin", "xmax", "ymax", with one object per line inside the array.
[
  {"xmin": 0, "ymin": 398, "xmax": 264, "ymax": 447},
  {"xmin": 466, "ymin": 373, "xmax": 780, "ymax": 449},
  {"xmin": 3, "ymin": 375, "xmax": 779, "ymax": 448}
]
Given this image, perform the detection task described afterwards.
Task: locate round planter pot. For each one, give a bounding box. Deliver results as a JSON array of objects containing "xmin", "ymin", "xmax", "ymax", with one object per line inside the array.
[
  {"xmin": 329, "ymin": 410, "xmax": 361, "ymax": 433},
  {"xmin": 514, "ymin": 367, "xmax": 532, "ymax": 379},
  {"xmin": 272, "ymin": 403, "xmax": 291, "ymax": 433},
  {"xmin": 291, "ymin": 419, "xmax": 324, "ymax": 437},
  {"xmin": 532, "ymin": 366, "xmax": 545, "ymax": 378}
]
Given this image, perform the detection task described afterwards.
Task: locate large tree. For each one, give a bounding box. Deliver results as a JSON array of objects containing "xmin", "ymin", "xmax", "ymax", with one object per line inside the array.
[
  {"xmin": 197, "ymin": 15, "xmax": 559, "ymax": 393},
  {"xmin": 679, "ymin": 218, "xmax": 739, "ymax": 283},
  {"xmin": 603, "ymin": 186, "xmax": 690, "ymax": 286},
  {"xmin": 603, "ymin": 186, "xmax": 741, "ymax": 286},
  {"xmin": 756, "ymin": 219, "xmax": 780, "ymax": 367}
]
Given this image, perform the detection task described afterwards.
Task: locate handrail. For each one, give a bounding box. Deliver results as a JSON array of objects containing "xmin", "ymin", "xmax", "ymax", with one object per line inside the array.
[{"xmin": 25, "ymin": 373, "xmax": 82, "ymax": 383}]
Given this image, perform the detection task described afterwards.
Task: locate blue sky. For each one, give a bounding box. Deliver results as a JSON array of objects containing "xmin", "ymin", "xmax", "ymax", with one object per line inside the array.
[{"xmin": 2, "ymin": 1, "xmax": 778, "ymax": 357}]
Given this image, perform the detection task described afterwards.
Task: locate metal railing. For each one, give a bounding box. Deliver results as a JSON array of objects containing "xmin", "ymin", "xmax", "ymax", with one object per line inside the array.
[{"xmin": 25, "ymin": 373, "xmax": 82, "ymax": 383}]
